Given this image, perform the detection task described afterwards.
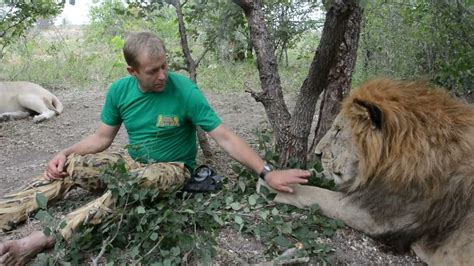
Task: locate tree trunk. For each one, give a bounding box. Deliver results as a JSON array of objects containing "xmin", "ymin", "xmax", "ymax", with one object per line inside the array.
[
  {"xmin": 173, "ymin": 0, "xmax": 213, "ymax": 157},
  {"xmin": 234, "ymin": 0, "xmax": 362, "ymax": 167},
  {"xmin": 281, "ymin": 0, "xmax": 362, "ymax": 166},
  {"xmin": 233, "ymin": 0, "xmax": 291, "ymax": 151},
  {"xmin": 308, "ymin": 3, "xmax": 362, "ymax": 157}
]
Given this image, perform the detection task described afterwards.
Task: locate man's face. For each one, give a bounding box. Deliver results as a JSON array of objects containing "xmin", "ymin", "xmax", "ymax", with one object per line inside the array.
[{"xmin": 128, "ymin": 51, "xmax": 168, "ymax": 93}]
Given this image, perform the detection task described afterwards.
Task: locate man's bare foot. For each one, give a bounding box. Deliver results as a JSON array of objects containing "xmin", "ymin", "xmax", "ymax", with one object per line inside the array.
[{"xmin": 0, "ymin": 231, "xmax": 55, "ymax": 265}]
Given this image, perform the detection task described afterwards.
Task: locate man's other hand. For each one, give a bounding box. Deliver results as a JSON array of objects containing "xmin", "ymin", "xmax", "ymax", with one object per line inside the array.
[
  {"xmin": 44, "ymin": 153, "xmax": 69, "ymax": 180},
  {"xmin": 264, "ymin": 169, "xmax": 310, "ymax": 193}
]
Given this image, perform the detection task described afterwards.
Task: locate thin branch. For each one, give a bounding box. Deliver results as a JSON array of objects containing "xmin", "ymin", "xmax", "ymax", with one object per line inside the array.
[
  {"xmin": 139, "ymin": 235, "xmax": 165, "ymax": 261},
  {"xmin": 195, "ymin": 34, "xmax": 218, "ymax": 68},
  {"xmin": 91, "ymin": 236, "xmax": 111, "ymax": 266},
  {"xmin": 244, "ymin": 81, "xmax": 268, "ymax": 103},
  {"xmin": 91, "ymin": 192, "xmax": 130, "ymax": 266},
  {"xmin": 195, "ymin": 47, "xmax": 210, "ymax": 68}
]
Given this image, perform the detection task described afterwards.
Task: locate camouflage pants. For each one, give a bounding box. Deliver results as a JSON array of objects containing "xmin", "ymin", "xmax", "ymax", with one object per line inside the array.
[{"xmin": 0, "ymin": 152, "xmax": 191, "ymax": 239}]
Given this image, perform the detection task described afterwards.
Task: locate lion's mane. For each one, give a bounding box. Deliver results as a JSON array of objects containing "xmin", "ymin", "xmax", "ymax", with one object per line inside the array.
[{"xmin": 341, "ymin": 78, "xmax": 474, "ymax": 251}]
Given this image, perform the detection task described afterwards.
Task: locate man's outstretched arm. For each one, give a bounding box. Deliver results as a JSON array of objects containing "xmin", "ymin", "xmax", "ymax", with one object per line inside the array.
[
  {"xmin": 208, "ymin": 124, "xmax": 310, "ymax": 193},
  {"xmin": 44, "ymin": 122, "xmax": 121, "ymax": 180}
]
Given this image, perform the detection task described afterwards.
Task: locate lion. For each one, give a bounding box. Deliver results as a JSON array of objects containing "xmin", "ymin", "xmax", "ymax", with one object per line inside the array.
[
  {"xmin": 259, "ymin": 78, "xmax": 474, "ymax": 265},
  {"xmin": 0, "ymin": 81, "xmax": 63, "ymax": 123}
]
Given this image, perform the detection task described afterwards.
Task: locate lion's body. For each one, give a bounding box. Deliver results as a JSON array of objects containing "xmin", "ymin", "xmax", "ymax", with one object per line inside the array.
[{"xmin": 262, "ymin": 78, "xmax": 474, "ymax": 265}]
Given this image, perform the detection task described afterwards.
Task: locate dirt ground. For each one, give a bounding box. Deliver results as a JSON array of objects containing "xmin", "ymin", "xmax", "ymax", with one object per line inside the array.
[{"xmin": 0, "ymin": 85, "xmax": 424, "ymax": 264}]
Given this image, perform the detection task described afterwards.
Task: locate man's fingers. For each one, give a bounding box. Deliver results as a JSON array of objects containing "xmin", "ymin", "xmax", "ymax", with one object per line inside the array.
[
  {"xmin": 44, "ymin": 171, "xmax": 52, "ymax": 180},
  {"xmin": 47, "ymin": 164, "xmax": 59, "ymax": 176},
  {"xmin": 295, "ymin": 169, "xmax": 311, "ymax": 177},
  {"xmin": 286, "ymin": 176, "xmax": 309, "ymax": 185},
  {"xmin": 277, "ymin": 185, "xmax": 293, "ymax": 193},
  {"xmin": 57, "ymin": 160, "xmax": 66, "ymax": 172},
  {"xmin": 44, "ymin": 170, "xmax": 66, "ymax": 181},
  {"xmin": 284, "ymin": 169, "xmax": 311, "ymax": 178}
]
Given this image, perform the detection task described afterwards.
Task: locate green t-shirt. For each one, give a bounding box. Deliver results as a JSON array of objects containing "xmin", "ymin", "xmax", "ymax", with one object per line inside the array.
[{"xmin": 101, "ymin": 72, "xmax": 222, "ymax": 170}]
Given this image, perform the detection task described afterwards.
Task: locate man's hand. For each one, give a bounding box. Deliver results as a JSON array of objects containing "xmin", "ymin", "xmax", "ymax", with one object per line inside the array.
[
  {"xmin": 44, "ymin": 152, "xmax": 69, "ymax": 181},
  {"xmin": 264, "ymin": 169, "xmax": 311, "ymax": 193}
]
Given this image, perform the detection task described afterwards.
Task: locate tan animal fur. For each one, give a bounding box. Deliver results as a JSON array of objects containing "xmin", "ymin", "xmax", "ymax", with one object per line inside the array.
[
  {"xmin": 259, "ymin": 78, "xmax": 474, "ymax": 265},
  {"xmin": 0, "ymin": 81, "xmax": 63, "ymax": 123}
]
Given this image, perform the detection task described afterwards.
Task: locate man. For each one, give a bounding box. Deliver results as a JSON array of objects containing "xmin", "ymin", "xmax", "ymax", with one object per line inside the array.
[{"xmin": 0, "ymin": 32, "xmax": 310, "ymax": 265}]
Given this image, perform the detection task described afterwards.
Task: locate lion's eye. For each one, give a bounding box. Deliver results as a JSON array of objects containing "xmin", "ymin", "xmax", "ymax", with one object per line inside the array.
[{"xmin": 334, "ymin": 129, "xmax": 341, "ymax": 138}]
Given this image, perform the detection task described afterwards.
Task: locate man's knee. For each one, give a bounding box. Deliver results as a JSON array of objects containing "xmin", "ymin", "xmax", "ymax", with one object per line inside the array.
[
  {"xmin": 65, "ymin": 152, "xmax": 127, "ymax": 191},
  {"xmin": 133, "ymin": 163, "xmax": 191, "ymax": 192}
]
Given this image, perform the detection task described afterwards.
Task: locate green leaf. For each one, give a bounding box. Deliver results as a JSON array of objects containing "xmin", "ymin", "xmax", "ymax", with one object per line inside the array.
[
  {"xmin": 225, "ymin": 196, "xmax": 234, "ymax": 205},
  {"xmin": 281, "ymin": 223, "xmax": 292, "ymax": 234},
  {"xmin": 258, "ymin": 185, "xmax": 270, "ymax": 196},
  {"xmin": 213, "ymin": 214, "xmax": 224, "ymax": 225},
  {"xmin": 59, "ymin": 221, "xmax": 67, "ymax": 229},
  {"xmin": 259, "ymin": 210, "xmax": 270, "ymax": 220},
  {"xmin": 238, "ymin": 180, "xmax": 246, "ymax": 192},
  {"xmin": 183, "ymin": 209, "xmax": 195, "ymax": 214},
  {"xmin": 273, "ymin": 235, "xmax": 292, "ymax": 248},
  {"xmin": 229, "ymin": 202, "xmax": 241, "ymax": 210},
  {"xmin": 129, "ymin": 246, "xmax": 140, "ymax": 259},
  {"xmin": 163, "ymin": 258, "xmax": 172, "ymax": 266},
  {"xmin": 335, "ymin": 219, "xmax": 345, "ymax": 227},
  {"xmin": 309, "ymin": 204, "xmax": 320, "ymax": 212},
  {"xmin": 171, "ymin": 246, "xmax": 180, "ymax": 256},
  {"xmin": 35, "ymin": 210, "xmax": 52, "ymax": 222},
  {"xmin": 271, "ymin": 207, "xmax": 279, "ymax": 216},
  {"xmin": 35, "ymin": 193, "xmax": 48, "ymax": 210},
  {"xmin": 150, "ymin": 232, "xmax": 158, "ymax": 241},
  {"xmin": 43, "ymin": 227, "xmax": 51, "ymax": 237},
  {"xmin": 234, "ymin": 215, "xmax": 244, "ymax": 225},
  {"xmin": 231, "ymin": 164, "xmax": 242, "ymax": 174},
  {"xmin": 136, "ymin": 206, "xmax": 146, "ymax": 214},
  {"xmin": 248, "ymin": 194, "xmax": 258, "ymax": 206}
]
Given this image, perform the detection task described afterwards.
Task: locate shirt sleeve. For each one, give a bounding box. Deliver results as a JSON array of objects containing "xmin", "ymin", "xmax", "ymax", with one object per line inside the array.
[
  {"xmin": 186, "ymin": 87, "xmax": 222, "ymax": 132},
  {"xmin": 100, "ymin": 85, "xmax": 122, "ymax": 126}
]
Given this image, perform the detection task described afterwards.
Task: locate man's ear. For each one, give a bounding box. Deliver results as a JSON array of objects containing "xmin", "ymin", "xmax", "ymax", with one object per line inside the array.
[
  {"xmin": 127, "ymin": 66, "xmax": 137, "ymax": 76},
  {"xmin": 354, "ymin": 99, "xmax": 383, "ymax": 130}
]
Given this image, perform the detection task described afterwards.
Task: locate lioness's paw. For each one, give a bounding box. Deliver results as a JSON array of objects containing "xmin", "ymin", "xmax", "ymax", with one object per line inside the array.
[{"xmin": 33, "ymin": 115, "xmax": 47, "ymax": 123}]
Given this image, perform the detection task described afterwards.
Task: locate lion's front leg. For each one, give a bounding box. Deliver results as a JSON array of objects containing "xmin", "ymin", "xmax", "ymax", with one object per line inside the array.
[{"xmin": 257, "ymin": 180, "xmax": 387, "ymax": 235}]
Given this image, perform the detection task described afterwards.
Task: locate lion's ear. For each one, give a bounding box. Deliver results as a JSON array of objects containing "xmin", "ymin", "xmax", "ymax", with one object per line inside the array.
[{"xmin": 354, "ymin": 99, "xmax": 384, "ymax": 130}]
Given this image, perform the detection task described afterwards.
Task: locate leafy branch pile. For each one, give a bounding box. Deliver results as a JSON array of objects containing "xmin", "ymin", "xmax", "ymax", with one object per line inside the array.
[{"xmin": 34, "ymin": 131, "xmax": 340, "ymax": 265}]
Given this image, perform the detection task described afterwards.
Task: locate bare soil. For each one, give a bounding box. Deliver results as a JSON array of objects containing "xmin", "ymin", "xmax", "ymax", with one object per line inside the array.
[{"xmin": 0, "ymin": 86, "xmax": 423, "ymax": 264}]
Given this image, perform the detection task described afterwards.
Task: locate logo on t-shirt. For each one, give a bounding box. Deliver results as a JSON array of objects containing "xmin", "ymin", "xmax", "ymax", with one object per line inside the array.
[{"xmin": 157, "ymin": 115, "xmax": 180, "ymax": 127}]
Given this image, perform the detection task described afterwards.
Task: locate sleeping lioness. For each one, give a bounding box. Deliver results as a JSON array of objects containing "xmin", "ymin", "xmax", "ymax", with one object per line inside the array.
[
  {"xmin": 0, "ymin": 81, "xmax": 63, "ymax": 123},
  {"xmin": 260, "ymin": 78, "xmax": 474, "ymax": 265}
]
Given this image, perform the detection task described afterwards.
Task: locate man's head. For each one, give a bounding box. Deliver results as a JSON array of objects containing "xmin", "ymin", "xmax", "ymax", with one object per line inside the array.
[{"xmin": 124, "ymin": 32, "xmax": 168, "ymax": 92}]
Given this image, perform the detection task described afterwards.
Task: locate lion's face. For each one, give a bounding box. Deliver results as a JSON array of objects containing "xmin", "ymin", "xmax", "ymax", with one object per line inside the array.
[{"xmin": 315, "ymin": 114, "xmax": 359, "ymax": 185}]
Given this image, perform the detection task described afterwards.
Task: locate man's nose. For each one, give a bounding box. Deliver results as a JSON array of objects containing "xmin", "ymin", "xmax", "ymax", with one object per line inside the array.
[{"xmin": 157, "ymin": 70, "xmax": 166, "ymax": 81}]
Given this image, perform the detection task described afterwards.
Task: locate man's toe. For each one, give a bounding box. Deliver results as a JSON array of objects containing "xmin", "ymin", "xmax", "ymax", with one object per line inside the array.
[
  {"xmin": 0, "ymin": 242, "xmax": 9, "ymax": 256},
  {"xmin": 0, "ymin": 249, "xmax": 11, "ymax": 264}
]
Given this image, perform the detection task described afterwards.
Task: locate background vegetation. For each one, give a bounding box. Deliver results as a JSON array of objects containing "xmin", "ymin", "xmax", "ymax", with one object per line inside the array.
[{"xmin": 0, "ymin": 1, "xmax": 471, "ymax": 95}]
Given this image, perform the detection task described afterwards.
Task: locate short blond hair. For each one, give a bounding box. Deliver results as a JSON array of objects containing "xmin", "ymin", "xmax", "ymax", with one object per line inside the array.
[{"xmin": 123, "ymin": 32, "xmax": 166, "ymax": 69}]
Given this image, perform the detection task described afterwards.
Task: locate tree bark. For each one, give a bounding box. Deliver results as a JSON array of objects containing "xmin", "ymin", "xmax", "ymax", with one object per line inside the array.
[
  {"xmin": 233, "ymin": 0, "xmax": 291, "ymax": 151},
  {"xmin": 281, "ymin": 0, "xmax": 362, "ymax": 166},
  {"xmin": 173, "ymin": 0, "xmax": 213, "ymax": 157},
  {"xmin": 309, "ymin": 3, "xmax": 362, "ymax": 157}
]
